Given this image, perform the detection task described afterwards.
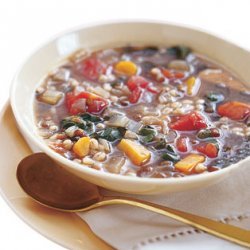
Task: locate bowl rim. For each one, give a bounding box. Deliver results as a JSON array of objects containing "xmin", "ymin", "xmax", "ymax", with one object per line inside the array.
[{"xmin": 10, "ymin": 19, "xmax": 250, "ymax": 185}]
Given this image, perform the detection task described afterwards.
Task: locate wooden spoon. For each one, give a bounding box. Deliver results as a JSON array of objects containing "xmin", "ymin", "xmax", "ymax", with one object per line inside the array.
[{"xmin": 17, "ymin": 153, "xmax": 250, "ymax": 248}]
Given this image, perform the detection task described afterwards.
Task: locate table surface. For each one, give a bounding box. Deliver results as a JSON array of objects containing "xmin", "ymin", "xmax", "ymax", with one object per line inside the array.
[{"xmin": 1, "ymin": 0, "xmax": 250, "ymax": 249}]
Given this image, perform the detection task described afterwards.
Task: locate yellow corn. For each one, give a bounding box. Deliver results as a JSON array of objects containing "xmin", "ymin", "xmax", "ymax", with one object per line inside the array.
[
  {"xmin": 118, "ymin": 139, "xmax": 151, "ymax": 166},
  {"xmin": 115, "ymin": 61, "xmax": 137, "ymax": 76},
  {"xmin": 73, "ymin": 137, "xmax": 90, "ymax": 158},
  {"xmin": 186, "ymin": 76, "xmax": 199, "ymax": 96},
  {"xmin": 175, "ymin": 154, "xmax": 205, "ymax": 174}
]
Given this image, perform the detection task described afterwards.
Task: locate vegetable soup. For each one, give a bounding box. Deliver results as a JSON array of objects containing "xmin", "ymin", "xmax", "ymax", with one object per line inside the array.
[{"xmin": 34, "ymin": 46, "xmax": 250, "ymax": 178}]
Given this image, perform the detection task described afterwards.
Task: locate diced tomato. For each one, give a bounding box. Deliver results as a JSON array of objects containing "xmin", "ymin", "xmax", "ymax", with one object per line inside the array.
[
  {"xmin": 66, "ymin": 92, "xmax": 77, "ymax": 111},
  {"xmin": 207, "ymin": 166, "xmax": 220, "ymax": 172},
  {"xmin": 218, "ymin": 101, "xmax": 250, "ymax": 121},
  {"xmin": 126, "ymin": 76, "xmax": 158, "ymax": 103},
  {"xmin": 210, "ymin": 128, "xmax": 220, "ymax": 138},
  {"xmin": 146, "ymin": 86, "xmax": 159, "ymax": 94},
  {"xmin": 196, "ymin": 144, "xmax": 206, "ymax": 155},
  {"xmin": 127, "ymin": 76, "xmax": 149, "ymax": 91},
  {"xmin": 174, "ymin": 71, "xmax": 185, "ymax": 79},
  {"xmin": 81, "ymin": 57, "xmax": 106, "ymax": 80},
  {"xmin": 126, "ymin": 79, "xmax": 137, "ymax": 91},
  {"xmin": 170, "ymin": 111, "xmax": 207, "ymax": 131},
  {"xmin": 196, "ymin": 143, "xmax": 218, "ymax": 158},
  {"xmin": 129, "ymin": 87, "xmax": 142, "ymax": 104},
  {"xmin": 162, "ymin": 69, "xmax": 184, "ymax": 79},
  {"xmin": 176, "ymin": 137, "xmax": 188, "ymax": 152},
  {"xmin": 162, "ymin": 69, "xmax": 172, "ymax": 78},
  {"xmin": 70, "ymin": 98, "xmax": 87, "ymax": 115},
  {"xmin": 66, "ymin": 91, "xmax": 108, "ymax": 115},
  {"xmin": 127, "ymin": 76, "xmax": 159, "ymax": 96},
  {"xmin": 206, "ymin": 143, "xmax": 219, "ymax": 158}
]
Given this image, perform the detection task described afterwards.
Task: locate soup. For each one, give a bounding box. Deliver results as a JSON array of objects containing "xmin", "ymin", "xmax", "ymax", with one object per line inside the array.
[{"xmin": 34, "ymin": 46, "xmax": 250, "ymax": 178}]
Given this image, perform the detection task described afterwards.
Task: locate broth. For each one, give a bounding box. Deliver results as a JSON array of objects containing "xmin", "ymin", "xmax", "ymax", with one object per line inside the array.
[{"xmin": 34, "ymin": 46, "xmax": 250, "ymax": 178}]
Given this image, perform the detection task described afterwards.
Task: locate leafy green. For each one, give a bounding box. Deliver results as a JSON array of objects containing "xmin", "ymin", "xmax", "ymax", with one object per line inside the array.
[
  {"xmin": 167, "ymin": 46, "xmax": 191, "ymax": 59},
  {"xmin": 139, "ymin": 126, "xmax": 157, "ymax": 144},
  {"xmin": 80, "ymin": 113, "xmax": 103, "ymax": 123},
  {"xmin": 60, "ymin": 119, "xmax": 77, "ymax": 129},
  {"xmin": 162, "ymin": 152, "xmax": 180, "ymax": 162},
  {"xmin": 157, "ymin": 143, "xmax": 180, "ymax": 162},
  {"xmin": 60, "ymin": 113, "xmax": 102, "ymax": 135},
  {"xmin": 166, "ymin": 145, "xmax": 175, "ymax": 153},
  {"xmin": 154, "ymin": 139, "xmax": 167, "ymax": 149},
  {"xmin": 197, "ymin": 129, "xmax": 211, "ymax": 139},
  {"xmin": 60, "ymin": 116, "xmax": 85, "ymax": 130},
  {"xmin": 205, "ymin": 92, "xmax": 224, "ymax": 102},
  {"xmin": 197, "ymin": 128, "xmax": 220, "ymax": 140},
  {"xmin": 154, "ymin": 140, "xmax": 176, "ymax": 153},
  {"xmin": 93, "ymin": 127, "xmax": 126, "ymax": 142}
]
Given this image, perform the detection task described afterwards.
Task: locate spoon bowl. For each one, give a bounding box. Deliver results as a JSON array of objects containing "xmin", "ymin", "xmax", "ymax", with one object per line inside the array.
[{"xmin": 17, "ymin": 153, "xmax": 101, "ymax": 210}]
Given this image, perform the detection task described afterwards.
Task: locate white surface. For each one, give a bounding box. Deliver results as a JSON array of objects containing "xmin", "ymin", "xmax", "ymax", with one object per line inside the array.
[
  {"xmin": 79, "ymin": 161, "xmax": 250, "ymax": 250},
  {"xmin": 0, "ymin": 0, "xmax": 250, "ymax": 249}
]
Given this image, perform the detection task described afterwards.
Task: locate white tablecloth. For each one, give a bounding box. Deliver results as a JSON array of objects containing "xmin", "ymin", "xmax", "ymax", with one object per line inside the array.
[{"xmin": 79, "ymin": 160, "xmax": 250, "ymax": 250}]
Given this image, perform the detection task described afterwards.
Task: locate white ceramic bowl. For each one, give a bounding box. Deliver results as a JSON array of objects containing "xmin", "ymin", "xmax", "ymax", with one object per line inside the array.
[{"xmin": 10, "ymin": 20, "xmax": 250, "ymax": 194}]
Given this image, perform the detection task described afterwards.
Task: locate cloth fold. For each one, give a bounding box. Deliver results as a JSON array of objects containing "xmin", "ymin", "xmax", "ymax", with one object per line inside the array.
[{"xmin": 78, "ymin": 161, "xmax": 250, "ymax": 250}]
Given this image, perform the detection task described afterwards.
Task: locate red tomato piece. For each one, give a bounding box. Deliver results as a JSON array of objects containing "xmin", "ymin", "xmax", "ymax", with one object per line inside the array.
[
  {"xmin": 81, "ymin": 57, "xmax": 106, "ymax": 80},
  {"xmin": 162, "ymin": 69, "xmax": 173, "ymax": 78},
  {"xmin": 66, "ymin": 91, "xmax": 108, "ymax": 115},
  {"xmin": 173, "ymin": 72, "xmax": 185, "ymax": 79},
  {"xmin": 127, "ymin": 76, "xmax": 159, "ymax": 95},
  {"xmin": 210, "ymin": 128, "xmax": 220, "ymax": 138},
  {"xmin": 196, "ymin": 143, "xmax": 218, "ymax": 158},
  {"xmin": 129, "ymin": 87, "xmax": 142, "ymax": 104},
  {"xmin": 217, "ymin": 101, "xmax": 250, "ymax": 121},
  {"xmin": 170, "ymin": 111, "xmax": 207, "ymax": 131},
  {"xmin": 176, "ymin": 137, "xmax": 188, "ymax": 152},
  {"xmin": 66, "ymin": 91, "xmax": 77, "ymax": 110},
  {"xmin": 162, "ymin": 69, "xmax": 184, "ymax": 79},
  {"xmin": 196, "ymin": 144, "xmax": 206, "ymax": 155},
  {"xmin": 127, "ymin": 76, "xmax": 149, "ymax": 91},
  {"xmin": 146, "ymin": 86, "xmax": 159, "ymax": 94},
  {"xmin": 205, "ymin": 143, "xmax": 219, "ymax": 158},
  {"xmin": 69, "ymin": 98, "xmax": 87, "ymax": 115}
]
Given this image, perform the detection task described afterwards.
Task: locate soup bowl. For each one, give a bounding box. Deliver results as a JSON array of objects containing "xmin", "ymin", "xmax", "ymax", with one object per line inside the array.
[{"xmin": 10, "ymin": 20, "xmax": 250, "ymax": 194}]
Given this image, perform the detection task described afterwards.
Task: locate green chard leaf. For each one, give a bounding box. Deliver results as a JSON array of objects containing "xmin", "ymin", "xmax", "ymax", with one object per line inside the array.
[
  {"xmin": 139, "ymin": 126, "xmax": 157, "ymax": 144},
  {"xmin": 154, "ymin": 138, "xmax": 167, "ymax": 150},
  {"xmin": 60, "ymin": 119, "xmax": 77, "ymax": 129},
  {"xmin": 60, "ymin": 113, "xmax": 100, "ymax": 135},
  {"xmin": 167, "ymin": 46, "xmax": 191, "ymax": 59},
  {"xmin": 160, "ymin": 144, "xmax": 180, "ymax": 162},
  {"xmin": 80, "ymin": 113, "xmax": 103, "ymax": 123},
  {"xmin": 205, "ymin": 92, "xmax": 224, "ymax": 103},
  {"xmin": 162, "ymin": 152, "xmax": 180, "ymax": 162},
  {"xmin": 93, "ymin": 127, "xmax": 126, "ymax": 142}
]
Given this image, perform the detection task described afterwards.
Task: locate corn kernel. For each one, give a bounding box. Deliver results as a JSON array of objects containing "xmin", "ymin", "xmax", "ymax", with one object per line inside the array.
[
  {"xmin": 118, "ymin": 139, "xmax": 151, "ymax": 166},
  {"xmin": 73, "ymin": 137, "xmax": 90, "ymax": 158},
  {"xmin": 186, "ymin": 77, "xmax": 200, "ymax": 96},
  {"xmin": 115, "ymin": 61, "xmax": 137, "ymax": 76}
]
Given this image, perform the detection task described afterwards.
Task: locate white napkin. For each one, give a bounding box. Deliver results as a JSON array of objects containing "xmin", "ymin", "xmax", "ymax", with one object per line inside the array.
[{"xmin": 78, "ymin": 160, "xmax": 250, "ymax": 250}]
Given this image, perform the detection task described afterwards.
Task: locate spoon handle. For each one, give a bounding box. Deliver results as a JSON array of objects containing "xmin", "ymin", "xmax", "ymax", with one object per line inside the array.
[{"xmin": 97, "ymin": 196, "xmax": 250, "ymax": 248}]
